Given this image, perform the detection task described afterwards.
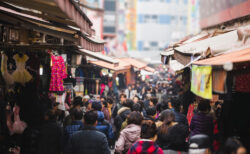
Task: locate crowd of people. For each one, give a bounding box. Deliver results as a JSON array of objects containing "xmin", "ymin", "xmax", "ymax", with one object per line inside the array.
[{"xmin": 0, "ymin": 80, "xmax": 248, "ymax": 154}]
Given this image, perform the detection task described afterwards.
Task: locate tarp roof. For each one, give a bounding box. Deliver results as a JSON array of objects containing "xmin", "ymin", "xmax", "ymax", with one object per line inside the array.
[
  {"xmin": 89, "ymin": 58, "xmax": 131, "ymax": 71},
  {"xmin": 78, "ymin": 48, "xmax": 118, "ymax": 64},
  {"xmin": 193, "ymin": 47, "xmax": 250, "ymax": 65},
  {"xmin": 120, "ymin": 58, "xmax": 147, "ymax": 69}
]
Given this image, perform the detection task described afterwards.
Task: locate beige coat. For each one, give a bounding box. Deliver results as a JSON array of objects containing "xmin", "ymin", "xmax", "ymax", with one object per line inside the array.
[{"xmin": 115, "ymin": 124, "xmax": 141, "ymax": 154}]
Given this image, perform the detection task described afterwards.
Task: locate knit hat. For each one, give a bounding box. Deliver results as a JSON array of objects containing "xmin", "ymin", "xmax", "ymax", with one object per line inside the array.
[{"xmin": 189, "ymin": 134, "xmax": 210, "ymax": 150}]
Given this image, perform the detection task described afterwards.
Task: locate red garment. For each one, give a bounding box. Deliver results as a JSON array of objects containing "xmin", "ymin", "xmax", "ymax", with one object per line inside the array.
[
  {"xmin": 49, "ymin": 55, "xmax": 67, "ymax": 92},
  {"xmin": 213, "ymin": 120, "xmax": 220, "ymax": 151},
  {"xmin": 128, "ymin": 140, "xmax": 163, "ymax": 154},
  {"xmin": 187, "ymin": 104, "xmax": 195, "ymax": 126}
]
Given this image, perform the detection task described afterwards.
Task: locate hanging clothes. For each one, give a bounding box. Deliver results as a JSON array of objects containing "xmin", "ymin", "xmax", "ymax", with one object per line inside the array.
[
  {"xmin": 49, "ymin": 55, "xmax": 67, "ymax": 92},
  {"xmin": 12, "ymin": 54, "xmax": 33, "ymax": 85},
  {"xmin": 1, "ymin": 53, "xmax": 14, "ymax": 85}
]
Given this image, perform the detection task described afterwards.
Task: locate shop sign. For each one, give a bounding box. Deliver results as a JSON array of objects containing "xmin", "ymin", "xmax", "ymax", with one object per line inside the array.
[{"xmin": 191, "ymin": 65, "xmax": 212, "ymax": 99}]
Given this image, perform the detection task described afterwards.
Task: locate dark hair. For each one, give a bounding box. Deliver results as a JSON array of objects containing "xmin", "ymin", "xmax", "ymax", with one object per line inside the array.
[
  {"xmin": 123, "ymin": 99, "xmax": 133, "ymax": 109},
  {"xmin": 158, "ymin": 109, "xmax": 175, "ymax": 135},
  {"xmin": 84, "ymin": 110, "xmax": 98, "ymax": 125},
  {"xmin": 132, "ymin": 103, "xmax": 142, "ymax": 112},
  {"xmin": 102, "ymin": 100, "xmax": 108, "ymax": 108},
  {"xmin": 127, "ymin": 111, "xmax": 143, "ymax": 125},
  {"xmin": 137, "ymin": 100, "xmax": 145, "ymax": 110},
  {"xmin": 171, "ymin": 97, "xmax": 181, "ymax": 112},
  {"xmin": 106, "ymin": 97, "xmax": 114, "ymax": 104},
  {"xmin": 198, "ymin": 99, "xmax": 211, "ymax": 112},
  {"xmin": 141, "ymin": 120, "xmax": 157, "ymax": 139},
  {"xmin": 92, "ymin": 101, "xmax": 102, "ymax": 111},
  {"xmin": 146, "ymin": 106, "xmax": 156, "ymax": 116},
  {"xmin": 71, "ymin": 108, "xmax": 83, "ymax": 120},
  {"xmin": 166, "ymin": 123, "xmax": 189, "ymax": 147},
  {"xmin": 73, "ymin": 99, "xmax": 83, "ymax": 107},
  {"xmin": 45, "ymin": 109, "xmax": 57, "ymax": 121},
  {"xmin": 133, "ymin": 95, "xmax": 140, "ymax": 100},
  {"xmin": 223, "ymin": 137, "xmax": 244, "ymax": 154},
  {"xmin": 120, "ymin": 93, "xmax": 127, "ymax": 99},
  {"xmin": 150, "ymin": 97, "xmax": 158, "ymax": 106}
]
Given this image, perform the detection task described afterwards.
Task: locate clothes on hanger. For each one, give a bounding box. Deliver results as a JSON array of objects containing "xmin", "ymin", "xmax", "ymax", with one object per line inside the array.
[
  {"xmin": 49, "ymin": 54, "xmax": 67, "ymax": 92},
  {"xmin": 12, "ymin": 54, "xmax": 33, "ymax": 85}
]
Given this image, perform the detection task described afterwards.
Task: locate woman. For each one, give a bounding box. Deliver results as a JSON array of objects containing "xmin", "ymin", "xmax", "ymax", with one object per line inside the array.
[
  {"xmin": 115, "ymin": 111, "xmax": 143, "ymax": 154},
  {"xmin": 190, "ymin": 99, "xmax": 214, "ymax": 141},
  {"xmin": 128, "ymin": 120, "xmax": 163, "ymax": 154},
  {"xmin": 221, "ymin": 137, "xmax": 247, "ymax": 154},
  {"xmin": 156, "ymin": 109, "xmax": 177, "ymax": 149}
]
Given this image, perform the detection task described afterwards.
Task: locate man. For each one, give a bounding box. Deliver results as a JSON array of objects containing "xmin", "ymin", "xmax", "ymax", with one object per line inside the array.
[
  {"xmin": 169, "ymin": 97, "xmax": 188, "ymax": 126},
  {"xmin": 64, "ymin": 108, "xmax": 84, "ymax": 146},
  {"xmin": 65, "ymin": 110, "xmax": 110, "ymax": 154},
  {"xmin": 189, "ymin": 134, "xmax": 212, "ymax": 154}
]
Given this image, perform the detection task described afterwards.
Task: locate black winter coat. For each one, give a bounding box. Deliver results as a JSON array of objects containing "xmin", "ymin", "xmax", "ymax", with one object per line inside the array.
[{"xmin": 65, "ymin": 125, "xmax": 110, "ymax": 154}]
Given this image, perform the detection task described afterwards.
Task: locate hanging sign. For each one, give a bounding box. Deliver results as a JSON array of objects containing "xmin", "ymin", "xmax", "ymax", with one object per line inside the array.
[{"xmin": 191, "ymin": 65, "xmax": 212, "ymax": 99}]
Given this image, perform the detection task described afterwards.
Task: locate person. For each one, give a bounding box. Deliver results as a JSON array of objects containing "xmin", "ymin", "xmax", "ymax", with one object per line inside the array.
[
  {"xmin": 125, "ymin": 85, "xmax": 133, "ymax": 99},
  {"xmin": 117, "ymin": 99, "xmax": 133, "ymax": 122},
  {"xmin": 65, "ymin": 110, "xmax": 110, "ymax": 154},
  {"xmin": 106, "ymin": 97, "xmax": 115, "ymax": 122},
  {"xmin": 149, "ymin": 97, "xmax": 158, "ymax": 107},
  {"xmin": 189, "ymin": 134, "xmax": 212, "ymax": 154},
  {"xmin": 220, "ymin": 137, "xmax": 247, "ymax": 154},
  {"xmin": 144, "ymin": 106, "xmax": 157, "ymax": 121},
  {"xmin": 190, "ymin": 99, "xmax": 214, "ymax": 141},
  {"xmin": 133, "ymin": 95, "xmax": 140, "ymax": 104},
  {"xmin": 169, "ymin": 97, "xmax": 188, "ymax": 126},
  {"xmin": 162, "ymin": 123, "xmax": 189, "ymax": 154},
  {"xmin": 115, "ymin": 111, "xmax": 143, "ymax": 154},
  {"xmin": 128, "ymin": 120, "xmax": 163, "ymax": 154},
  {"xmin": 156, "ymin": 109, "xmax": 177, "ymax": 149},
  {"xmin": 64, "ymin": 108, "xmax": 84, "ymax": 146},
  {"xmin": 96, "ymin": 110, "xmax": 114, "ymax": 147},
  {"xmin": 102, "ymin": 99, "xmax": 111, "ymax": 121},
  {"xmin": 37, "ymin": 110, "xmax": 63, "ymax": 154}
]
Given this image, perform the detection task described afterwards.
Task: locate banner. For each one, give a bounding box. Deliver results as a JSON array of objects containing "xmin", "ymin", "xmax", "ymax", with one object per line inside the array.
[{"xmin": 191, "ymin": 65, "xmax": 212, "ymax": 99}]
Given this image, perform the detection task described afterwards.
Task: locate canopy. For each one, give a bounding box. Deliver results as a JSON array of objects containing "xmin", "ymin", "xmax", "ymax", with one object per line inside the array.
[
  {"xmin": 78, "ymin": 48, "xmax": 118, "ymax": 64},
  {"xmin": 193, "ymin": 47, "xmax": 250, "ymax": 65}
]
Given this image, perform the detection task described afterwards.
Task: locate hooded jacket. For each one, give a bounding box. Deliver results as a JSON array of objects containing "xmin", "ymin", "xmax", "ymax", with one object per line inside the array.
[
  {"xmin": 115, "ymin": 124, "xmax": 141, "ymax": 154},
  {"xmin": 96, "ymin": 111, "xmax": 114, "ymax": 141}
]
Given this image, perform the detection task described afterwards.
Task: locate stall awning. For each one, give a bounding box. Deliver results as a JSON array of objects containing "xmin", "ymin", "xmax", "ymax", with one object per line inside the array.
[
  {"xmin": 89, "ymin": 58, "xmax": 131, "ymax": 71},
  {"xmin": 78, "ymin": 48, "xmax": 118, "ymax": 64},
  {"xmin": 120, "ymin": 58, "xmax": 147, "ymax": 70},
  {"xmin": 1, "ymin": 0, "xmax": 93, "ymax": 35},
  {"xmin": 160, "ymin": 50, "xmax": 174, "ymax": 56},
  {"xmin": 175, "ymin": 30, "xmax": 239, "ymax": 55},
  {"xmin": 193, "ymin": 47, "xmax": 250, "ymax": 66},
  {"xmin": 143, "ymin": 66, "xmax": 155, "ymax": 73}
]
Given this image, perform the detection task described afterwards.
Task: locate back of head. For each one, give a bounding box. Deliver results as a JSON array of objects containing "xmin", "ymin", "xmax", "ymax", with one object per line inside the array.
[
  {"xmin": 189, "ymin": 134, "xmax": 211, "ymax": 154},
  {"xmin": 73, "ymin": 98, "xmax": 83, "ymax": 107},
  {"xmin": 45, "ymin": 109, "xmax": 57, "ymax": 121},
  {"xmin": 150, "ymin": 97, "xmax": 158, "ymax": 106},
  {"xmin": 141, "ymin": 120, "xmax": 157, "ymax": 139},
  {"xmin": 146, "ymin": 106, "xmax": 156, "ymax": 116},
  {"xmin": 198, "ymin": 99, "xmax": 211, "ymax": 113},
  {"xmin": 127, "ymin": 111, "xmax": 143, "ymax": 125},
  {"xmin": 92, "ymin": 101, "xmax": 102, "ymax": 111},
  {"xmin": 161, "ymin": 109, "xmax": 175, "ymax": 125},
  {"xmin": 106, "ymin": 97, "xmax": 114, "ymax": 104},
  {"xmin": 171, "ymin": 97, "xmax": 181, "ymax": 112},
  {"xmin": 71, "ymin": 108, "xmax": 83, "ymax": 121},
  {"xmin": 84, "ymin": 110, "xmax": 98, "ymax": 125},
  {"xmin": 223, "ymin": 137, "xmax": 244, "ymax": 154},
  {"xmin": 123, "ymin": 99, "xmax": 133, "ymax": 109},
  {"xmin": 132, "ymin": 103, "xmax": 142, "ymax": 112}
]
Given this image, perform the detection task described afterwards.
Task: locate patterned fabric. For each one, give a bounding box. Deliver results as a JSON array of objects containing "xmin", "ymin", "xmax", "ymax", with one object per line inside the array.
[
  {"xmin": 49, "ymin": 55, "xmax": 67, "ymax": 92},
  {"xmin": 128, "ymin": 140, "xmax": 164, "ymax": 154}
]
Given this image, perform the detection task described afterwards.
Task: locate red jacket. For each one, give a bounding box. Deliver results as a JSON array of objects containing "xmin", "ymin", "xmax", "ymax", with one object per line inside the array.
[{"xmin": 128, "ymin": 139, "xmax": 163, "ymax": 154}]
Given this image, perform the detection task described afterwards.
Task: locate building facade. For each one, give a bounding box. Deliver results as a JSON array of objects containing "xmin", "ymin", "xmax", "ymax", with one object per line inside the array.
[{"xmin": 136, "ymin": 0, "xmax": 188, "ymax": 52}]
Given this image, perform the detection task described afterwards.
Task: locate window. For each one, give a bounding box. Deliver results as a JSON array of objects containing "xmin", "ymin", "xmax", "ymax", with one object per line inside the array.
[
  {"xmin": 104, "ymin": 26, "xmax": 116, "ymax": 33},
  {"xmin": 150, "ymin": 41, "xmax": 158, "ymax": 47},
  {"xmin": 159, "ymin": 15, "xmax": 171, "ymax": 24},
  {"xmin": 104, "ymin": 1, "xmax": 116, "ymax": 11},
  {"xmin": 138, "ymin": 41, "xmax": 144, "ymax": 51}
]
